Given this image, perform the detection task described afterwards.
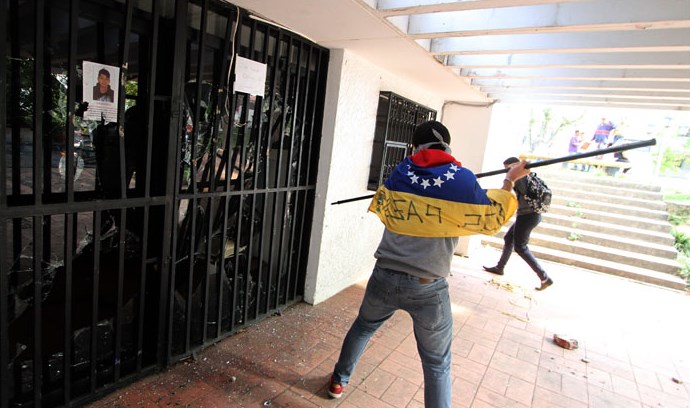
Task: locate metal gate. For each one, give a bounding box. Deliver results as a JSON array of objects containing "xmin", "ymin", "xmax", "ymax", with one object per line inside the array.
[{"xmin": 0, "ymin": 0, "xmax": 328, "ymax": 406}]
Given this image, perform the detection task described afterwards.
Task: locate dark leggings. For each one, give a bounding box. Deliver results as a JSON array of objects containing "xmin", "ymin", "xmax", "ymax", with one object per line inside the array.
[{"xmin": 496, "ymin": 212, "xmax": 548, "ymax": 281}]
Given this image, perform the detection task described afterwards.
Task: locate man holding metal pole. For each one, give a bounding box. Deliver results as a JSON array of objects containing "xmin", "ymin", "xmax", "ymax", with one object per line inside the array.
[
  {"xmin": 483, "ymin": 157, "xmax": 554, "ymax": 291},
  {"xmin": 328, "ymin": 120, "xmax": 531, "ymax": 407}
]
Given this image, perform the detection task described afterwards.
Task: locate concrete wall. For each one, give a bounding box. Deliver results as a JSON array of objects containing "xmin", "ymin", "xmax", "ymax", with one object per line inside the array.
[{"xmin": 304, "ymin": 49, "xmax": 445, "ymax": 304}]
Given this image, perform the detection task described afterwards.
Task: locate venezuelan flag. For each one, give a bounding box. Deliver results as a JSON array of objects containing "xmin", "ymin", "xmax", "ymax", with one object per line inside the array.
[{"xmin": 369, "ymin": 150, "xmax": 517, "ymax": 238}]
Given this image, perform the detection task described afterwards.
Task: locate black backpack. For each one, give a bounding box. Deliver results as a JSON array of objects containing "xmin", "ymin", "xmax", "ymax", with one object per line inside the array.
[{"xmin": 523, "ymin": 173, "xmax": 552, "ymax": 213}]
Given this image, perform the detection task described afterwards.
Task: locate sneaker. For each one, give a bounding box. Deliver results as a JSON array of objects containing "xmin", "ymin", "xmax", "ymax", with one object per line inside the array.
[
  {"xmin": 482, "ymin": 265, "xmax": 504, "ymax": 275},
  {"xmin": 536, "ymin": 277, "xmax": 553, "ymax": 291},
  {"xmin": 328, "ymin": 376, "xmax": 344, "ymax": 399}
]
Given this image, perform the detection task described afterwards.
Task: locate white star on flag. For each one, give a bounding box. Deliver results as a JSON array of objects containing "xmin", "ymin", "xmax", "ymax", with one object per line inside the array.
[
  {"xmin": 433, "ymin": 177, "xmax": 444, "ymax": 187},
  {"xmin": 410, "ymin": 174, "xmax": 419, "ymax": 184},
  {"xmin": 444, "ymin": 171, "xmax": 455, "ymax": 180},
  {"xmin": 450, "ymin": 164, "xmax": 459, "ymax": 171},
  {"xmin": 421, "ymin": 179, "xmax": 431, "ymax": 189}
]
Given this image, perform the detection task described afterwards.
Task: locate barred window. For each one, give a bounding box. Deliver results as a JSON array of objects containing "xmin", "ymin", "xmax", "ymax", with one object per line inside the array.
[{"xmin": 367, "ymin": 92, "xmax": 436, "ymax": 190}]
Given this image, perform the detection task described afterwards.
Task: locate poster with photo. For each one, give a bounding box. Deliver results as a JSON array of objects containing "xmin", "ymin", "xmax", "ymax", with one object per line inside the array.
[{"xmin": 82, "ymin": 61, "xmax": 119, "ymax": 122}]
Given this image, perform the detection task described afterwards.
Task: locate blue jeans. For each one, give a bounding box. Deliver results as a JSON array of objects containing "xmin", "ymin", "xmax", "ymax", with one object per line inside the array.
[
  {"xmin": 333, "ymin": 266, "xmax": 453, "ymax": 408},
  {"xmin": 496, "ymin": 212, "xmax": 548, "ymax": 281}
]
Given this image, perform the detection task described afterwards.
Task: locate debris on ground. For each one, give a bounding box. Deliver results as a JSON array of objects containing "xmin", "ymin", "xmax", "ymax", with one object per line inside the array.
[
  {"xmin": 672, "ymin": 377, "xmax": 683, "ymax": 384},
  {"xmin": 487, "ymin": 278, "xmax": 516, "ymax": 292},
  {"xmin": 553, "ymin": 333, "xmax": 579, "ymax": 350},
  {"xmin": 501, "ymin": 311, "xmax": 529, "ymax": 323}
]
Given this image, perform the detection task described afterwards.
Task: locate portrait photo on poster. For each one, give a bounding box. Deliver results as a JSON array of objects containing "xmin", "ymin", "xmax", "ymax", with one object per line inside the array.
[{"xmin": 82, "ymin": 61, "xmax": 120, "ymax": 122}]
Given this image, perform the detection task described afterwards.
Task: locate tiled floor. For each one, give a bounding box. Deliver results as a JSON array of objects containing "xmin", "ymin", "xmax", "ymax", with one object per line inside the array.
[{"xmin": 88, "ymin": 247, "xmax": 690, "ymax": 407}]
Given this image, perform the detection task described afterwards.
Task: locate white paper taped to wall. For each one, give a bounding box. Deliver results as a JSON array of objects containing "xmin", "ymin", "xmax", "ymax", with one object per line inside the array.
[{"xmin": 234, "ymin": 56, "xmax": 267, "ymax": 97}]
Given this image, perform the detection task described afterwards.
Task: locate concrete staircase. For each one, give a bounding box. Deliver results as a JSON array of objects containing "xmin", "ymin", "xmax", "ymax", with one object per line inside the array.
[{"xmin": 481, "ymin": 170, "xmax": 686, "ymax": 290}]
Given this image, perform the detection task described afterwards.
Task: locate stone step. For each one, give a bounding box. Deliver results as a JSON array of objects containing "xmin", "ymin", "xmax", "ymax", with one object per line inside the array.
[
  {"xmin": 544, "ymin": 178, "xmax": 664, "ymax": 201},
  {"xmin": 549, "ymin": 185, "xmax": 667, "ymax": 211},
  {"xmin": 549, "ymin": 196, "xmax": 669, "ymax": 220},
  {"xmin": 537, "ymin": 170, "xmax": 662, "ymax": 192},
  {"xmin": 486, "ymin": 230, "xmax": 680, "ymax": 274},
  {"xmin": 541, "ymin": 212, "xmax": 675, "ymax": 246},
  {"xmin": 481, "ymin": 236, "xmax": 686, "ymax": 291},
  {"xmin": 548, "ymin": 204, "xmax": 673, "ymax": 233},
  {"xmin": 530, "ymin": 223, "xmax": 678, "ymax": 260}
]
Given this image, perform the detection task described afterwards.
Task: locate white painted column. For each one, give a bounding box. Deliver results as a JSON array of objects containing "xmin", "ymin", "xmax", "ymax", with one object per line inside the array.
[{"xmin": 441, "ymin": 102, "xmax": 495, "ymax": 256}]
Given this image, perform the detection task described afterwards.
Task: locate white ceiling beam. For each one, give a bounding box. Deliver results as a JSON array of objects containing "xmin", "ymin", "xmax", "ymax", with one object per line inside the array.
[
  {"xmin": 495, "ymin": 98, "xmax": 690, "ymax": 111},
  {"xmin": 490, "ymin": 93, "xmax": 690, "ymax": 107},
  {"xmin": 405, "ymin": 0, "xmax": 690, "ymax": 38},
  {"xmin": 460, "ymin": 68, "xmax": 690, "ymax": 81},
  {"xmin": 376, "ymin": 0, "xmax": 589, "ymax": 16},
  {"xmin": 430, "ymin": 29, "xmax": 690, "ymax": 55},
  {"xmin": 447, "ymin": 52, "xmax": 690, "ymax": 68},
  {"xmin": 473, "ymin": 80, "xmax": 690, "ymax": 92},
  {"xmin": 484, "ymin": 89, "xmax": 690, "ymax": 100},
  {"xmin": 479, "ymin": 87, "xmax": 690, "ymax": 102}
]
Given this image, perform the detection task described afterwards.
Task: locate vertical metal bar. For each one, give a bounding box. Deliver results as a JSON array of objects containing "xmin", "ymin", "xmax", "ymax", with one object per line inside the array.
[
  {"xmin": 239, "ymin": 18, "xmax": 259, "ymax": 324},
  {"xmin": 162, "ymin": 0, "xmax": 189, "ymax": 366},
  {"xmin": 261, "ymin": 29, "xmax": 282, "ymax": 313},
  {"xmin": 9, "ymin": 0, "xmax": 20, "ymax": 200},
  {"xmin": 252, "ymin": 23, "xmax": 267, "ymax": 193},
  {"xmin": 143, "ymin": 1, "xmax": 160, "ymax": 200},
  {"xmin": 211, "ymin": 8, "xmax": 235, "ymax": 338},
  {"xmin": 189, "ymin": 0, "xmax": 209, "ymax": 195},
  {"xmin": 294, "ymin": 44, "xmax": 311, "ymax": 188},
  {"xmin": 136, "ymin": 204, "xmax": 149, "ymax": 371},
  {"xmin": 251, "ymin": 24, "xmax": 270, "ymax": 319},
  {"xmin": 284, "ymin": 41, "xmax": 301, "ymax": 189},
  {"xmin": 287, "ymin": 45, "xmax": 313, "ymax": 301},
  {"xmin": 34, "ymin": 0, "xmax": 45, "ymax": 206},
  {"xmin": 166, "ymin": 200, "xmax": 180, "ymax": 361},
  {"xmin": 136, "ymin": 0, "xmax": 160, "ymax": 371},
  {"xmin": 90, "ymin": 211, "xmax": 102, "ymax": 393},
  {"xmin": 230, "ymin": 193, "xmax": 243, "ymax": 329},
  {"xmin": 280, "ymin": 41, "xmax": 304, "ymax": 302},
  {"xmin": 303, "ymin": 49, "xmax": 325, "ymax": 185},
  {"xmin": 117, "ymin": 0, "xmax": 135, "ymax": 199},
  {"xmin": 290, "ymin": 190, "xmax": 306, "ymax": 300},
  {"xmin": 217, "ymin": 194, "xmax": 229, "ymax": 334},
  {"xmin": 114, "ymin": 208, "xmax": 127, "ymax": 380},
  {"xmin": 195, "ymin": 0, "xmax": 211, "ymax": 346},
  {"xmin": 32, "ymin": 219, "xmax": 43, "ymax": 406},
  {"xmin": 229, "ymin": 96, "xmax": 249, "ymax": 330},
  {"xmin": 110, "ymin": 0, "xmax": 135, "ymax": 383},
  {"xmin": 263, "ymin": 29, "xmax": 281, "ymax": 190},
  {"xmin": 184, "ymin": 198, "xmax": 196, "ymax": 352},
  {"xmin": 273, "ymin": 35, "xmax": 296, "ymax": 308},
  {"xmin": 274, "ymin": 35, "xmax": 291, "ymax": 190},
  {"xmin": 65, "ymin": 0, "xmax": 79, "ymax": 202},
  {"xmin": 0, "ymin": 219, "xmax": 7, "ymax": 408},
  {"xmin": 63, "ymin": 213, "xmax": 73, "ymax": 404},
  {"xmin": 202, "ymin": 197, "xmax": 213, "ymax": 343},
  {"xmin": 0, "ymin": 0, "xmax": 9, "ymax": 402}
]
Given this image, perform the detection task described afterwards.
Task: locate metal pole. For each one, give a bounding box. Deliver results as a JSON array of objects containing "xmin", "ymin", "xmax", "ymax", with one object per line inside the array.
[{"xmin": 330, "ymin": 138, "xmax": 656, "ymax": 205}]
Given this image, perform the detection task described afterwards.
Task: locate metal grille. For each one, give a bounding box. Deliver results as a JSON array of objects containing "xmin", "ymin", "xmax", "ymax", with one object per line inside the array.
[
  {"xmin": 1, "ymin": 1, "xmax": 328, "ymax": 406},
  {"xmin": 367, "ymin": 91, "xmax": 437, "ymax": 190}
]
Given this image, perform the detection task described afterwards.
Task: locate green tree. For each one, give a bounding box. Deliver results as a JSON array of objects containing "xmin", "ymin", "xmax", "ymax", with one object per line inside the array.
[
  {"xmin": 523, "ymin": 108, "xmax": 584, "ymax": 153},
  {"xmin": 661, "ymin": 135, "xmax": 690, "ymax": 175}
]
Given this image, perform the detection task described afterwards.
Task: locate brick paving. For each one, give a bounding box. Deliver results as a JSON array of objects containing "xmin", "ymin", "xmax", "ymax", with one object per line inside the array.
[{"xmin": 88, "ymin": 246, "xmax": 690, "ymax": 407}]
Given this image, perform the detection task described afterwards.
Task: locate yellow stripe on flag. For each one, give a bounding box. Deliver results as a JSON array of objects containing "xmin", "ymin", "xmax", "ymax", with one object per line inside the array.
[{"xmin": 368, "ymin": 186, "xmax": 517, "ymax": 237}]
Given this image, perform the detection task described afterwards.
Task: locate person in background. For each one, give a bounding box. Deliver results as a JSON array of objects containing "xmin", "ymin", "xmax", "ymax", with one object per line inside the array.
[
  {"xmin": 605, "ymin": 136, "xmax": 632, "ymax": 176},
  {"xmin": 592, "ymin": 118, "xmax": 616, "ymax": 151},
  {"xmin": 483, "ymin": 156, "xmax": 554, "ymax": 292},
  {"xmin": 567, "ymin": 130, "xmax": 583, "ymax": 170},
  {"xmin": 327, "ymin": 120, "xmax": 531, "ymax": 407}
]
